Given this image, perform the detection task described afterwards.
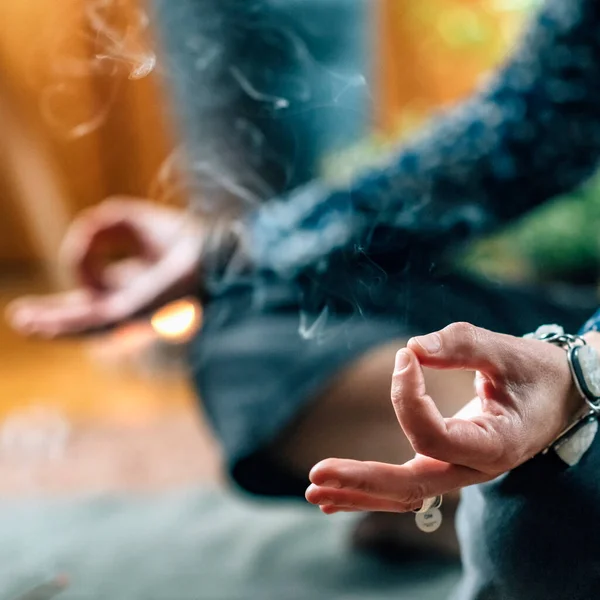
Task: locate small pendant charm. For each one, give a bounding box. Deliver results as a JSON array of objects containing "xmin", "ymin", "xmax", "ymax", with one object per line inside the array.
[{"xmin": 415, "ymin": 508, "xmax": 443, "ymax": 533}]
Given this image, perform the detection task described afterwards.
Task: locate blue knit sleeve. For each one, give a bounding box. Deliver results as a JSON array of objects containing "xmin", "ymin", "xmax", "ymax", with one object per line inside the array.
[
  {"xmin": 580, "ymin": 310, "xmax": 600, "ymax": 335},
  {"xmin": 250, "ymin": 0, "xmax": 600, "ymax": 278}
]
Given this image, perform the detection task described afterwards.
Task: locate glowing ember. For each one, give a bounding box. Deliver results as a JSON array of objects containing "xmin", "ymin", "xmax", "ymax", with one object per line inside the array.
[{"xmin": 151, "ymin": 299, "xmax": 202, "ymax": 343}]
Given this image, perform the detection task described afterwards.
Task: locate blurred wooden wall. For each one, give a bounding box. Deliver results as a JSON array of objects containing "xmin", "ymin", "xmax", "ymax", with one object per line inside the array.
[
  {"xmin": 375, "ymin": 0, "xmax": 526, "ymax": 135},
  {"xmin": 0, "ymin": 0, "xmax": 175, "ymax": 275}
]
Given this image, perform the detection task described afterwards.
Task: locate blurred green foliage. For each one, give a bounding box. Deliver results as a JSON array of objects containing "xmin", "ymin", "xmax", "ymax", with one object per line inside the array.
[{"xmin": 463, "ymin": 174, "xmax": 600, "ymax": 285}]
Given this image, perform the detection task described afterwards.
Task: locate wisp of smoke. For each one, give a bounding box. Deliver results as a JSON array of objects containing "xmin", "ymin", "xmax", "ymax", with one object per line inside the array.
[{"xmin": 39, "ymin": 0, "xmax": 157, "ymax": 140}]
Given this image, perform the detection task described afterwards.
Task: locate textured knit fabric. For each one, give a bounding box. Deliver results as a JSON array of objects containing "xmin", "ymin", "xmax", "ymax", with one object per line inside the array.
[{"xmin": 250, "ymin": 0, "xmax": 600, "ymax": 284}]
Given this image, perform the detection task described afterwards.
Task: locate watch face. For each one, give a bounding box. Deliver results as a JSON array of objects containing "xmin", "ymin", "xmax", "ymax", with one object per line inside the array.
[{"xmin": 576, "ymin": 345, "xmax": 600, "ymax": 399}]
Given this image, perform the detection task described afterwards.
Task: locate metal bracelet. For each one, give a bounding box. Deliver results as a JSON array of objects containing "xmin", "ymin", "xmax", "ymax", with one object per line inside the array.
[
  {"xmin": 567, "ymin": 345, "xmax": 600, "ymax": 415},
  {"xmin": 531, "ymin": 330, "xmax": 586, "ymax": 351},
  {"xmin": 526, "ymin": 325, "xmax": 599, "ymax": 454}
]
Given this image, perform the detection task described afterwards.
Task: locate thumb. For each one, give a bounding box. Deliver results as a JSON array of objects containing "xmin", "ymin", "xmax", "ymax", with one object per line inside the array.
[{"xmin": 407, "ymin": 322, "xmax": 517, "ymax": 377}]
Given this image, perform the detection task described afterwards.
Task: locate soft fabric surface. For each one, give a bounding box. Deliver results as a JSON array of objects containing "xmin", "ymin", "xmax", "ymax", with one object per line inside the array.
[{"xmin": 1, "ymin": 488, "xmax": 459, "ymax": 600}]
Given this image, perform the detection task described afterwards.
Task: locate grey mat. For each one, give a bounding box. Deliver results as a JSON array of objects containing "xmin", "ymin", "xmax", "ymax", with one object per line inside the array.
[{"xmin": 0, "ymin": 488, "xmax": 460, "ymax": 600}]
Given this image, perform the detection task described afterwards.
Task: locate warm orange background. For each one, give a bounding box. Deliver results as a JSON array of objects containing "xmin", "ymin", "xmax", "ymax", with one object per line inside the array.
[
  {"xmin": 0, "ymin": 0, "xmax": 174, "ymax": 277},
  {"xmin": 375, "ymin": 0, "xmax": 524, "ymax": 134}
]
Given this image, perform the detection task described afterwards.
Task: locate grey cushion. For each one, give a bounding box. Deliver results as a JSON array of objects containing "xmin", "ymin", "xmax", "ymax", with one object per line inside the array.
[{"xmin": 1, "ymin": 488, "xmax": 460, "ymax": 600}]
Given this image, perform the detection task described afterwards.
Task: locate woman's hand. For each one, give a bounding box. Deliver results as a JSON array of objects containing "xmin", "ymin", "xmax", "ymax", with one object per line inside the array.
[
  {"xmin": 6, "ymin": 198, "xmax": 205, "ymax": 337},
  {"xmin": 306, "ymin": 322, "xmax": 595, "ymax": 514}
]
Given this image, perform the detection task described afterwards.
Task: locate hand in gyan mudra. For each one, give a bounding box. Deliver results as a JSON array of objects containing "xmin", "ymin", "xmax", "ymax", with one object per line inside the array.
[
  {"xmin": 6, "ymin": 198, "xmax": 204, "ymax": 337},
  {"xmin": 306, "ymin": 322, "xmax": 591, "ymax": 514}
]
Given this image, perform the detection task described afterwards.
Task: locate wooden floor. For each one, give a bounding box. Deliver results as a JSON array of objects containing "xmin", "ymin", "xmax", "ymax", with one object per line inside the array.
[{"xmin": 0, "ymin": 268, "xmax": 221, "ymax": 496}]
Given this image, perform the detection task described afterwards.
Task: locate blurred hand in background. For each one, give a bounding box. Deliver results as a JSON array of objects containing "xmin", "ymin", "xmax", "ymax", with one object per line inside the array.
[{"xmin": 6, "ymin": 198, "xmax": 202, "ymax": 337}]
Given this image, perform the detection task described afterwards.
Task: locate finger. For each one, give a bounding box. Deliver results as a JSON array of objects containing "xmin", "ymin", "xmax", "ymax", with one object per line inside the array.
[
  {"xmin": 407, "ymin": 322, "xmax": 521, "ymax": 377},
  {"xmin": 309, "ymin": 456, "xmax": 487, "ymax": 505},
  {"xmin": 80, "ymin": 224, "xmax": 150, "ymax": 291},
  {"xmin": 103, "ymin": 258, "xmax": 147, "ymax": 289},
  {"xmin": 5, "ymin": 291, "xmax": 115, "ymax": 337},
  {"xmin": 319, "ymin": 505, "xmax": 372, "ymax": 515},
  {"xmin": 320, "ymin": 506, "xmax": 354, "ymax": 515},
  {"xmin": 60, "ymin": 201, "xmax": 155, "ymax": 290},
  {"xmin": 306, "ymin": 484, "xmax": 421, "ymax": 514},
  {"xmin": 391, "ymin": 351, "xmax": 505, "ymax": 465},
  {"xmin": 392, "ymin": 348, "xmax": 448, "ymax": 447},
  {"xmin": 5, "ymin": 287, "xmax": 136, "ymax": 336},
  {"xmin": 7, "ymin": 291, "xmax": 88, "ymax": 334}
]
